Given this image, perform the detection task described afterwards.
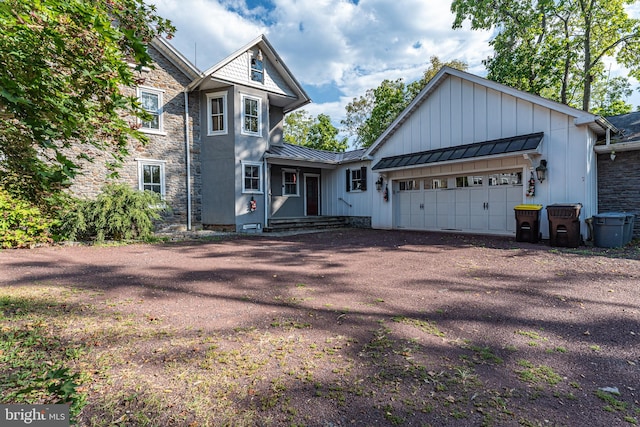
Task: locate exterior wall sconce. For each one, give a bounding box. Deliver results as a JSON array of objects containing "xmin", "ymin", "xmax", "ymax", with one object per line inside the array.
[
  {"xmin": 610, "ymin": 150, "xmax": 616, "ymax": 161},
  {"xmin": 375, "ymin": 176, "xmax": 384, "ymax": 191},
  {"xmin": 535, "ymin": 159, "xmax": 547, "ymax": 182}
]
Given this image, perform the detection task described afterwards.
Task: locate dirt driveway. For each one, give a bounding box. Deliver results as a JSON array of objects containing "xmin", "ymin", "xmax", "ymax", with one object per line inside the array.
[{"xmin": 1, "ymin": 229, "xmax": 639, "ymax": 426}]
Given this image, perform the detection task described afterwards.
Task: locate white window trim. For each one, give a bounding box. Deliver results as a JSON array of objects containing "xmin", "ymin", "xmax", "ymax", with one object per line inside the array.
[
  {"xmin": 282, "ymin": 168, "xmax": 300, "ymax": 197},
  {"xmin": 137, "ymin": 86, "xmax": 166, "ymax": 135},
  {"xmin": 241, "ymin": 94, "xmax": 262, "ymax": 137},
  {"xmin": 136, "ymin": 158, "xmax": 166, "ymax": 198},
  {"xmin": 206, "ymin": 91, "xmax": 228, "ymax": 136},
  {"xmin": 242, "ymin": 161, "xmax": 263, "ymax": 194},
  {"xmin": 249, "ymin": 50, "xmax": 264, "ymax": 84}
]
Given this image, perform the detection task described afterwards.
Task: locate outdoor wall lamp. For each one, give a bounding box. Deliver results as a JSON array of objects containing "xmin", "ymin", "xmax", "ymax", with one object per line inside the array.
[
  {"xmin": 610, "ymin": 150, "xmax": 616, "ymax": 161},
  {"xmin": 375, "ymin": 175, "xmax": 384, "ymax": 191},
  {"xmin": 535, "ymin": 159, "xmax": 548, "ymax": 182}
]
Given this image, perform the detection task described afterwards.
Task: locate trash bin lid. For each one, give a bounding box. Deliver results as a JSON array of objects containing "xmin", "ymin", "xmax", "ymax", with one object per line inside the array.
[
  {"xmin": 594, "ymin": 212, "xmax": 627, "ymax": 219},
  {"xmin": 514, "ymin": 204, "xmax": 543, "ymax": 211},
  {"xmin": 547, "ymin": 203, "xmax": 582, "ymax": 208}
]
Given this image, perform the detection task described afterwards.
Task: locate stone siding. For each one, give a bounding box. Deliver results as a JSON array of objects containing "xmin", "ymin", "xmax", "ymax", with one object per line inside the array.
[
  {"xmin": 68, "ymin": 45, "xmax": 200, "ymax": 230},
  {"xmin": 347, "ymin": 216, "xmax": 372, "ymax": 229},
  {"xmin": 597, "ymin": 150, "xmax": 640, "ymax": 238}
]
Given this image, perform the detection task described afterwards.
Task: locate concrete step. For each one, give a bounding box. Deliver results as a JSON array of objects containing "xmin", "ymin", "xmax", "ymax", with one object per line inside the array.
[{"xmin": 264, "ymin": 216, "xmax": 348, "ymax": 232}]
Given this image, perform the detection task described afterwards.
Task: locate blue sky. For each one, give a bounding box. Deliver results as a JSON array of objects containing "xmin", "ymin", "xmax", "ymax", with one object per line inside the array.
[{"xmin": 149, "ymin": 0, "xmax": 640, "ymax": 128}]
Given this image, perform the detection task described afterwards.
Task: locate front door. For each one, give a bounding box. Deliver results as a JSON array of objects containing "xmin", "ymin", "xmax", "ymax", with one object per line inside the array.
[{"xmin": 305, "ymin": 175, "xmax": 320, "ymax": 216}]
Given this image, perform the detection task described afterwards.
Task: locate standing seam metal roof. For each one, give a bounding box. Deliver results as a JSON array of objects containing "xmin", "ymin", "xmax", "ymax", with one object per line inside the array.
[
  {"xmin": 266, "ymin": 143, "xmax": 366, "ymax": 164},
  {"xmin": 372, "ymin": 132, "xmax": 544, "ymax": 171}
]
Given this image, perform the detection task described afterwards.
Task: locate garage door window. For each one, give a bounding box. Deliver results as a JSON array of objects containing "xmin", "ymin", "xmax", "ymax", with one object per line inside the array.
[
  {"xmin": 425, "ymin": 178, "xmax": 448, "ymax": 189},
  {"xmin": 489, "ymin": 172, "xmax": 522, "ymax": 186},
  {"xmin": 456, "ymin": 176, "xmax": 483, "ymax": 187},
  {"xmin": 399, "ymin": 180, "xmax": 419, "ymax": 191}
]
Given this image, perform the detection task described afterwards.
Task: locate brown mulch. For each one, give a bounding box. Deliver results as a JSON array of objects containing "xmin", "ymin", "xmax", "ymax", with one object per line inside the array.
[{"xmin": 1, "ymin": 228, "xmax": 639, "ymax": 426}]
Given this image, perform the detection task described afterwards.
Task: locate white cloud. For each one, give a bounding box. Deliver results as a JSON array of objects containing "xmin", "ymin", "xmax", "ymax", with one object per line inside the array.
[{"xmin": 149, "ymin": 0, "xmax": 639, "ymax": 129}]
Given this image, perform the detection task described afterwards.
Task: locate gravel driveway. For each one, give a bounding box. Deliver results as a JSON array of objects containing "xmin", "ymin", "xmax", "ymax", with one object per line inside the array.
[{"xmin": 1, "ymin": 229, "xmax": 639, "ymax": 426}]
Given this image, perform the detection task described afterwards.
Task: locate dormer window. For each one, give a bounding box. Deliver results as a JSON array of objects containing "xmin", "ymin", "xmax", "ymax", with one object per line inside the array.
[{"xmin": 250, "ymin": 49, "xmax": 264, "ymax": 83}]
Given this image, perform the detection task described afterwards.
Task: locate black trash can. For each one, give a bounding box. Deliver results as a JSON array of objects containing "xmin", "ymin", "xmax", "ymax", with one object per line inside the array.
[
  {"xmin": 546, "ymin": 203, "xmax": 582, "ymax": 248},
  {"xmin": 514, "ymin": 204, "xmax": 542, "ymax": 243}
]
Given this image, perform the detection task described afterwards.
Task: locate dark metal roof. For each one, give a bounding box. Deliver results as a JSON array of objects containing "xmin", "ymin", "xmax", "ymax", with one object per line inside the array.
[
  {"xmin": 266, "ymin": 143, "xmax": 366, "ymax": 164},
  {"xmin": 606, "ymin": 112, "xmax": 640, "ymax": 143},
  {"xmin": 372, "ymin": 132, "xmax": 543, "ymax": 171}
]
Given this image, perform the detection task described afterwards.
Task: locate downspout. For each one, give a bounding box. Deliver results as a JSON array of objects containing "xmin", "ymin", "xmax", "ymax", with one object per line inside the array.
[
  {"xmin": 184, "ymin": 90, "xmax": 192, "ymax": 231},
  {"xmin": 264, "ymin": 157, "xmax": 269, "ymax": 229}
]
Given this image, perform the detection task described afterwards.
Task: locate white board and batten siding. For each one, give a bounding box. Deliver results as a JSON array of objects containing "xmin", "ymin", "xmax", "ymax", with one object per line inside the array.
[
  {"xmin": 370, "ymin": 73, "xmax": 601, "ymax": 238},
  {"xmin": 322, "ymin": 163, "xmax": 375, "ymax": 218}
]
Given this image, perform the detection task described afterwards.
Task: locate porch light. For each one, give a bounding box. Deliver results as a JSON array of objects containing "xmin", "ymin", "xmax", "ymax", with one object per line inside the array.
[
  {"xmin": 535, "ymin": 159, "xmax": 547, "ymax": 183},
  {"xmin": 610, "ymin": 150, "xmax": 616, "ymax": 161},
  {"xmin": 375, "ymin": 175, "xmax": 384, "ymax": 191}
]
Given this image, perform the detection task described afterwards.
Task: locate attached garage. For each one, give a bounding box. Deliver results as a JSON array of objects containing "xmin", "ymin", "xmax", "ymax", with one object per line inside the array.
[{"xmin": 364, "ymin": 67, "xmax": 616, "ymax": 240}]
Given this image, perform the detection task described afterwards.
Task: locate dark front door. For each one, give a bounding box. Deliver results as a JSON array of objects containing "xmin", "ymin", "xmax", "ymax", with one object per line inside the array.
[{"xmin": 305, "ymin": 175, "xmax": 319, "ymax": 216}]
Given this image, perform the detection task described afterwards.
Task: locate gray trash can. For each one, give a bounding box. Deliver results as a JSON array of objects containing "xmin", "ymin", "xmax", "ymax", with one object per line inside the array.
[
  {"xmin": 623, "ymin": 214, "xmax": 635, "ymax": 244},
  {"xmin": 593, "ymin": 213, "xmax": 627, "ymax": 248}
]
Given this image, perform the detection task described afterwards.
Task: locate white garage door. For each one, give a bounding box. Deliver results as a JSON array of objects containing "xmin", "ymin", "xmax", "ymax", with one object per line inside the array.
[{"xmin": 395, "ymin": 172, "xmax": 523, "ymax": 234}]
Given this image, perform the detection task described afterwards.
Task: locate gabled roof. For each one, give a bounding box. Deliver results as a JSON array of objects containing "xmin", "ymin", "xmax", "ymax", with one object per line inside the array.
[
  {"xmin": 364, "ymin": 67, "xmax": 616, "ymax": 157},
  {"xmin": 266, "ymin": 143, "xmax": 366, "ymax": 165},
  {"xmin": 188, "ymin": 34, "xmax": 310, "ymax": 113},
  {"xmin": 373, "ymin": 132, "xmax": 543, "ymax": 171},
  {"xmin": 150, "ymin": 37, "xmax": 202, "ymax": 81}
]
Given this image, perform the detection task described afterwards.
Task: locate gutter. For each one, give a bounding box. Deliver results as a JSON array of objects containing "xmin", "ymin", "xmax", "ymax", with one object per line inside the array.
[
  {"xmin": 184, "ymin": 90, "xmax": 192, "ymax": 231},
  {"xmin": 594, "ymin": 139, "xmax": 640, "ymax": 154}
]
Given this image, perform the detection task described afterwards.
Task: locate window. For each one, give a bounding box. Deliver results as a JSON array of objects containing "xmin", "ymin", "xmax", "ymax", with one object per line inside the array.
[
  {"xmin": 137, "ymin": 159, "xmax": 165, "ymax": 197},
  {"xmin": 250, "ymin": 50, "xmax": 264, "ymax": 83},
  {"xmin": 345, "ymin": 167, "xmax": 367, "ymax": 192},
  {"xmin": 425, "ymin": 178, "xmax": 448, "ymax": 189},
  {"xmin": 207, "ymin": 92, "xmax": 227, "ymax": 135},
  {"xmin": 242, "ymin": 95, "xmax": 261, "ymax": 136},
  {"xmin": 243, "ymin": 161, "xmax": 262, "ymax": 193},
  {"xmin": 138, "ymin": 87, "xmax": 164, "ymax": 133},
  {"xmin": 489, "ymin": 172, "xmax": 522, "ymax": 186},
  {"xmin": 398, "ymin": 180, "xmax": 418, "ymax": 191},
  {"xmin": 282, "ymin": 169, "xmax": 299, "ymax": 196},
  {"xmin": 456, "ymin": 175, "xmax": 483, "ymax": 188}
]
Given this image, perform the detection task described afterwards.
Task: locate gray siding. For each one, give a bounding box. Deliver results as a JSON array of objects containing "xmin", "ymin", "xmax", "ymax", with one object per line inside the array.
[
  {"xmin": 269, "ymin": 106, "xmax": 284, "ymax": 147},
  {"xmin": 597, "ymin": 150, "xmax": 640, "ymax": 238},
  {"xmin": 270, "ymin": 165, "xmax": 321, "ymax": 217},
  {"xmin": 234, "ymin": 86, "xmax": 269, "ymax": 231},
  {"xmin": 201, "ymin": 87, "xmax": 236, "ymax": 226}
]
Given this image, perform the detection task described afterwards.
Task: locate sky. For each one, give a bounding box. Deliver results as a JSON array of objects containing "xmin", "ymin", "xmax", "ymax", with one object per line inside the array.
[{"xmin": 148, "ymin": 0, "xmax": 640, "ymax": 130}]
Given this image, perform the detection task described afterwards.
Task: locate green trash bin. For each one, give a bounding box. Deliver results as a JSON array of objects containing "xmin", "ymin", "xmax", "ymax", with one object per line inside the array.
[
  {"xmin": 547, "ymin": 204, "xmax": 582, "ymax": 248},
  {"xmin": 514, "ymin": 204, "xmax": 543, "ymax": 243},
  {"xmin": 593, "ymin": 213, "xmax": 627, "ymax": 248}
]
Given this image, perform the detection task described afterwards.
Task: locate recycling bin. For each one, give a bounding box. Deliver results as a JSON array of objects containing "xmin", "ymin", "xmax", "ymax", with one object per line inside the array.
[
  {"xmin": 546, "ymin": 203, "xmax": 582, "ymax": 248},
  {"xmin": 514, "ymin": 204, "xmax": 543, "ymax": 243},
  {"xmin": 593, "ymin": 212, "xmax": 627, "ymax": 248}
]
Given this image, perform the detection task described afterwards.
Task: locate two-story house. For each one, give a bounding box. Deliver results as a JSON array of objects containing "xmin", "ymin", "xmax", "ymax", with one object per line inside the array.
[{"xmin": 72, "ymin": 36, "xmax": 638, "ymax": 241}]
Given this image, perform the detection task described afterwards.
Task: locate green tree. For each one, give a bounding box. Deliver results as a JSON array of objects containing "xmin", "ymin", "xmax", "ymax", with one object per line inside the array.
[
  {"xmin": 284, "ymin": 110, "xmax": 347, "ymax": 152},
  {"xmin": 451, "ymin": 0, "xmax": 640, "ymax": 112},
  {"xmin": 284, "ymin": 110, "xmax": 313, "ymax": 146},
  {"xmin": 342, "ymin": 57, "xmax": 468, "ymax": 148},
  {"xmin": 307, "ymin": 114, "xmax": 348, "ymax": 152},
  {"xmin": 0, "ymin": 0, "xmax": 174, "ymax": 207}
]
